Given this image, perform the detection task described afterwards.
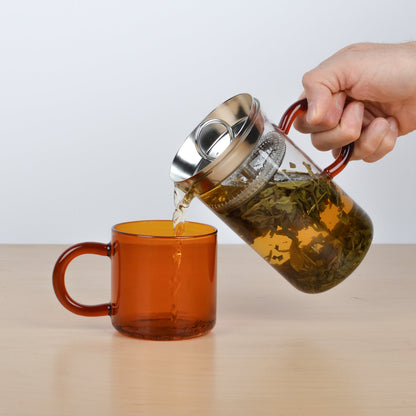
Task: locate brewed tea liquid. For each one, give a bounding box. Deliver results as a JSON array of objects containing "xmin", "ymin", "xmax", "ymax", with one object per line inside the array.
[
  {"xmin": 173, "ymin": 185, "xmax": 194, "ymax": 236},
  {"xmin": 200, "ymin": 171, "xmax": 373, "ymax": 293},
  {"xmin": 170, "ymin": 185, "xmax": 196, "ymax": 323}
]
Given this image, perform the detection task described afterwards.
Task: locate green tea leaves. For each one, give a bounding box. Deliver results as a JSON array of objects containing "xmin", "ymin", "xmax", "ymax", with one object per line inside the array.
[{"xmin": 201, "ymin": 170, "xmax": 373, "ymax": 293}]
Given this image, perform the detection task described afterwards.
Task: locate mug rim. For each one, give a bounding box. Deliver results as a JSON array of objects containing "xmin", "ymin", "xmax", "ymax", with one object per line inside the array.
[{"xmin": 112, "ymin": 220, "xmax": 217, "ymax": 239}]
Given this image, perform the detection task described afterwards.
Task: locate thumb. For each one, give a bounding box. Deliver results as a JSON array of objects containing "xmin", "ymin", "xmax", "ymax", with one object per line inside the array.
[{"xmin": 302, "ymin": 73, "xmax": 334, "ymax": 125}]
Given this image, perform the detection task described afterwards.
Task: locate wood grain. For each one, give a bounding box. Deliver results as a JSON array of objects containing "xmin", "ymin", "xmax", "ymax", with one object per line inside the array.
[{"xmin": 1, "ymin": 244, "xmax": 415, "ymax": 415}]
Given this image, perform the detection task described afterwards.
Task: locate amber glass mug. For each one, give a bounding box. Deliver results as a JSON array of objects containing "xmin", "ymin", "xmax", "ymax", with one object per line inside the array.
[{"xmin": 53, "ymin": 220, "xmax": 217, "ymax": 340}]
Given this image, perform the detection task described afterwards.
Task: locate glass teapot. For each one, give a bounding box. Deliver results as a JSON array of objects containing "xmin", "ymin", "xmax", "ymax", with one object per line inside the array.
[{"xmin": 170, "ymin": 94, "xmax": 373, "ymax": 293}]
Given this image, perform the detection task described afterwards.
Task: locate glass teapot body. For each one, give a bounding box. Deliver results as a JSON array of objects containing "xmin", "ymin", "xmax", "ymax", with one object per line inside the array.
[{"xmin": 171, "ymin": 94, "xmax": 373, "ymax": 293}]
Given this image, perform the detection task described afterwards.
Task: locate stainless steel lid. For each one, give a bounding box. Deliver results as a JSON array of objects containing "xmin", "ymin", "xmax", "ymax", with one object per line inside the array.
[{"xmin": 170, "ymin": 93, "xmax": 265, "ymax": 194}]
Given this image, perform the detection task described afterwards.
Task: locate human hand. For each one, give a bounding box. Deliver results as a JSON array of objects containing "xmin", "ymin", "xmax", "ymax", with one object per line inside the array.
[{"xmin": 295, "ymin": 42, "xmax": 416, "ymax": 162}]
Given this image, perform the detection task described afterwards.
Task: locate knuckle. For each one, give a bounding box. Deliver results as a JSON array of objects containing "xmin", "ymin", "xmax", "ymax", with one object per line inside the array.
[
  {"xmin": 383, "ymin": 135, "xmax": 397, "ymax": 153},
  {"xmin": 323, "ymin": 111, "xmax": 341, "ymax": 129},
  {"xmin": 342, "ymin": 124, "xmax": 361, "ymax": 142},
  {"xmin": 311, "ymin": 135, "xmax": 332, "ymax": 151},
  {"xmin": 302, "ymin": 70, "xmax": 316, "ymax": 88},
  {"xmin": 358, "ymin": 138, "xmax": 377, "ymax": 157},
  {"xmin": 363, "ymin": 155, "xmax": 379, "ymax": 163},
  {"xmin": 293, "ymin": 116, "xmax": 310, "ymax": 133}
]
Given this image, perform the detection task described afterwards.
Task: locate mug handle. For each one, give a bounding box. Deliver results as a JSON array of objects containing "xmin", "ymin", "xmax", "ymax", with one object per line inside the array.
[
  {"xmin": 278, "ymin": 98, "xmax": 354, "ymax": 178},
  {"xmin": 52, "ymin": 242, "xmax": 111, "ymax": 317}
]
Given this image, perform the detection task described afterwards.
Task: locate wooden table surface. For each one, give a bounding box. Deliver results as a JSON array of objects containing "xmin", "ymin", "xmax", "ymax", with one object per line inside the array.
[{"xmin": 1, "ymin": 244, "xmax": 416, "ymax": 415}]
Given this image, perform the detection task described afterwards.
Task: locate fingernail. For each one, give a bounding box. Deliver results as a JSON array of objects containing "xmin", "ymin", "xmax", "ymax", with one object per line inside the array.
[
  {"xmin": 387, "ymin": 117, "xmax": 398, "ymax": 134},
  {"xmin": 335, "ymin": 93, "xmax": 345, "ymax": 111},
  {"xmin": 354, "ymin": 102, "xmax": 364, "ymax": 121},
  {"xmin": 306, "ymin": 101, "xmax": 317, "ymax": 124}
]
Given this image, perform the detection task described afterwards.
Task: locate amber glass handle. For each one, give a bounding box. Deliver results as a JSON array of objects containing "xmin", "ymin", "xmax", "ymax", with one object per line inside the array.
[
  {"xmin": 52, "ymin": 242, "xmax": 111, "ymax": 317},
  {"xmin": 278, "ymin": 98, "xmax": 354, "ymax": 178}
]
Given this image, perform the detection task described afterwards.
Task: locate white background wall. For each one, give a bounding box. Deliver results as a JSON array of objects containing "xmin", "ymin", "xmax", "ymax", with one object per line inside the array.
[{"xmin": 1, "ymin": 0, "xmax": 415, "ymax": 244}]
